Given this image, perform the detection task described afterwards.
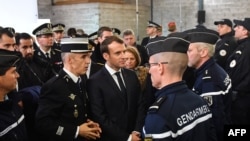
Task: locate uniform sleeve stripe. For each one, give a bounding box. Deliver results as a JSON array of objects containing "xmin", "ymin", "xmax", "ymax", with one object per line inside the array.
[
  {"xmin": 200, "ymin": 81, "xmax": 232, "ymax": 97},
  {"xmin": 0, "ymin": 115, "xmax": 24, "ymax": 137},
  {"xmin": 143, "ymin": 113, "xmax": 212, "ymax": 139}
]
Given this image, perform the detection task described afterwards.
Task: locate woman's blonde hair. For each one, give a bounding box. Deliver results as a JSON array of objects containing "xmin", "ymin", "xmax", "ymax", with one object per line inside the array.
[{"xmin": 125, "ymin": 46, "xmax": 141, "ymax": 67}]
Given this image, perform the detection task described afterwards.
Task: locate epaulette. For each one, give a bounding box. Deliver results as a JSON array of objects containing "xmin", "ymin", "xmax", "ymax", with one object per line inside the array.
[
  {"xmin": 224, "ymin": 43, "xmax": 229, "ymax": 46},
  {"xmin": 202, "ymin": 69, "xmax": 211, "ymax": 80},
  {"xmin": 148, "ymin": 96, "xmax": 166, "ymax": 112},
  {"xmin": 54, "ymin": 48, "xmax": 62, "ymax": 53},
  {"xmin": 96, "ymin": 62, "xmax": 104, "ymax": 66},
  {"xmin": 63, "ymin": 74, "xmax": 71, "ymax": 83}
]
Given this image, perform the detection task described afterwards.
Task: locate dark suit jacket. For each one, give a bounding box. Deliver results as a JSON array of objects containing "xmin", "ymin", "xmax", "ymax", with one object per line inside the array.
[
  {"xmin": 89, "ymin": 61, "xmax": 104, "ymax": 77},
  {"xmin": 87, "ymin": 67, "xmax": 146, "ymax": 141},
  {"xmin": 36, "ymin": 70, "xmax": 89, "ymax": 141}
]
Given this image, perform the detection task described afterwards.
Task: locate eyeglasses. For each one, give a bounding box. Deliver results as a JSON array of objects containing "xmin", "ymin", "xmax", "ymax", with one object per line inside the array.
[{"xmin": 144, "ymin": 62, "xmax": 168, "ymax": 69}]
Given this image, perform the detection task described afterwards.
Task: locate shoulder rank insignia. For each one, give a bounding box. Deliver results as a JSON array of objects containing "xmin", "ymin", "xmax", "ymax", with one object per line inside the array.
[
  {"xmin": 63, "ymin": 75, "xmax": 70, "ymax": 82},
  {"xmin": 69, "ymin": 93, "xmax": 76, "ymax": 100},
  {"xmin": 149, "ymin": 96, "xmax": 166, "ymax": 110},
  {"xmin": 202, "ymin": 69, "xmax": 211, "ymax": 80}
]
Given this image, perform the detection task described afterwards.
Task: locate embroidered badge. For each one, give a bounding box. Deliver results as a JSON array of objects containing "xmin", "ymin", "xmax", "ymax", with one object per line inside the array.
[
  {"xmin": 219, "ymin": 50, "xmax": 227, "ymax": 56},
  {"xmin": 203, "ymin": 96, "xmax": 213, "ymax": 106},
  {"xmin": 69, "ymin": 94, "xmax": 76, "ymax": 100}
]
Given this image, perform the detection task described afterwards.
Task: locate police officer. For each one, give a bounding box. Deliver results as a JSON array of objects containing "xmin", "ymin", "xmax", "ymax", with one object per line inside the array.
[
  {"xmin": 52, "ymin": 23, "xmax": 65, "ymax": 50},
  {"xmin": 214, "ymin": 19, "xmax": 237, "ymax": 69},
  {"xmin": 187, "ymin": 30, "xmax": 232, "ymax": 141},
  {"xmin": 141, "ymin": 21, "xmax": 162, "ymax": 48},
  {"xmin": 35, "ymin": 38, "xmax": 101, "ymax": 141},
  {"xmin": 225, "ymin": 18, "xmax": 250, "ymax": 125},
  {"xmin": 32, "ymin": 23, "xmax": 63, "ymax": 76},
  {"xmin": 0, "ymin": 49, "xmax": 27, "ymax": 141},
  {"xmin": 142, "ymin": 32, "xmax": 216, "ymax": 141}
]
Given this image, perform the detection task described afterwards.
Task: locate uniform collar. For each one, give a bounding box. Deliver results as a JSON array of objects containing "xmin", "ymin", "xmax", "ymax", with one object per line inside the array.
[
  {"xmin": 155, "ymin": 81, "xmax": 187, "ymax": 98},
  {"xmin": 105, "ymin": 63, "xmax": 122, "ymax": 76},
  {"xmin": 63, "ymin": 68, "xmax": 79, "ymax": 83},
  {"xmin": 194, "ymin": 58, "xmax": 215, "ymax": 77}
]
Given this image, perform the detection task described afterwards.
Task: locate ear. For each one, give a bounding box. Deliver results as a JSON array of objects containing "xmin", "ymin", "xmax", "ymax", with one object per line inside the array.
[
  {"xmin": 158, "ymin": 63, "xmax": 164, "ymax": 75},
  {"xmin": 200, "ymin": 48, "xmax": 208, "ymax": 58},
  {"xmin": 97, "ymin": 37, "xmax": 102, "ymax": 43},
  {"xmin": 103, "ymin": 52, "xmax": 109, "ymax": 61},
  {"xmin": 67, "ymin": 54, "xmax": 73, "ymax": 64}
]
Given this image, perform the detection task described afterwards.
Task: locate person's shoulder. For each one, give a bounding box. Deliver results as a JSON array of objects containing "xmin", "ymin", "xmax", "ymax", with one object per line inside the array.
[{"xmin": 89, "ymin": 67, "xmax": 105, "ymax": 79}]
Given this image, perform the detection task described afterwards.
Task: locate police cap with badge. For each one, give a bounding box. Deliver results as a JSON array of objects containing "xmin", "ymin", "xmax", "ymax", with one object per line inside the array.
[
  {"xmin": 32, "ymin": 23, "xmax": 53, "ymax": 36},
  {"xmin": 147, "ymin": 20, "xmax": 161, "ymax": 29},
  {"xmin": 233, "ymin": 17, "xmax": 250, "ymax": 31},
  {"xmin": 52, "ymin": 23, "xmax": 65, "ymax": 32},
  {"xmin": 0, "ymin": 49, "xmax": 21, "ymax": 74},
  {"xmin": 60, "ymin": 38, "xmax": 92, "ymax": 53},
  {"xmin": 146, "ymin": 32, "xmax": 190, "ymax": 57}
]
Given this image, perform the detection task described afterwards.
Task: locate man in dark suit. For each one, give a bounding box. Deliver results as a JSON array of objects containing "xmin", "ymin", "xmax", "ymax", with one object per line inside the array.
[
  {"xmin": 141, "ymin": 21, "xmax": 161, "ymax": 48},
  {"xmin": 32, "ymin": 23, "xmax": 63, "ymax": 76},
  {"xmin": 87, "ymin": 36, "xmax": 146, "ymax": 141},
  {"xmin": 36, "ymin": 38, "xmax": 101, "ymax": 141}
]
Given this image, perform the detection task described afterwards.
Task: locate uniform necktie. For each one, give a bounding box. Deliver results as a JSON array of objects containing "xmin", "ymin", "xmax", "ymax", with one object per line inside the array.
[
  {"xmin": 115, "ymin": 72, "xmax": 126, "ymax": 95},
  {"xmin": 77, "ymin": 77, "xmax": 83, "ymax": 93},
  {"xmin": 45, "ymin": 52, "xmax": 50, "ymax": 60}
]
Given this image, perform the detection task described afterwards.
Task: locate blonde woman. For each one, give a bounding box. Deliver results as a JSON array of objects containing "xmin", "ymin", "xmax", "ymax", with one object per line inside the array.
[{"xmin": 124, "ymin": 46, "xmax": 148, "ymax": 91}]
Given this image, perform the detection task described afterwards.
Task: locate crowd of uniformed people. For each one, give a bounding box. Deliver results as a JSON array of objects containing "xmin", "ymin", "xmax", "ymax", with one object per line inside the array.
[{"xmin": 0, "ymin": 17, "xmax": 250, "ymax": 141}]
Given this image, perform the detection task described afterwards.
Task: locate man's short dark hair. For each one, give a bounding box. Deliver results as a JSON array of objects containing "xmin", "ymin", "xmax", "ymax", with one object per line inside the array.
[
  {"xmin": 15, "ymin": 33, "xmax": 32, "ymax": 45},
  {"xmin": 122, "ymin": 29, "xmax": 135, "ymax": 37},
  {"xmin": 97, "ymin": 26, "xmax": 112, "ymax": 38},
  {"xmin": 0, "ymin": 28, "xmax": 15, "ymax": 40},
  {"xmin": 100, "ymin": 35, "xmax": 124, "ymax": 54}
]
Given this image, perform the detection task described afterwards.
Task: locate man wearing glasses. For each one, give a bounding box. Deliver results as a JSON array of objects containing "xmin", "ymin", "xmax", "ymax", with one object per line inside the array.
[{"xmin": 142, "ymin": 32, "xmax": 216, "ymax": 141}]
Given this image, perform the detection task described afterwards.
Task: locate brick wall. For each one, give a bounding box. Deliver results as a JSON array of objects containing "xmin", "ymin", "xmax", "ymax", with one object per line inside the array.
[
  {"xmin": 38, "ymin": 0, "xmax": 250, "ymax": 40},
  {"xmin": 153, "ymin": 0, "xmax": 250, "ymax": 36}
]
